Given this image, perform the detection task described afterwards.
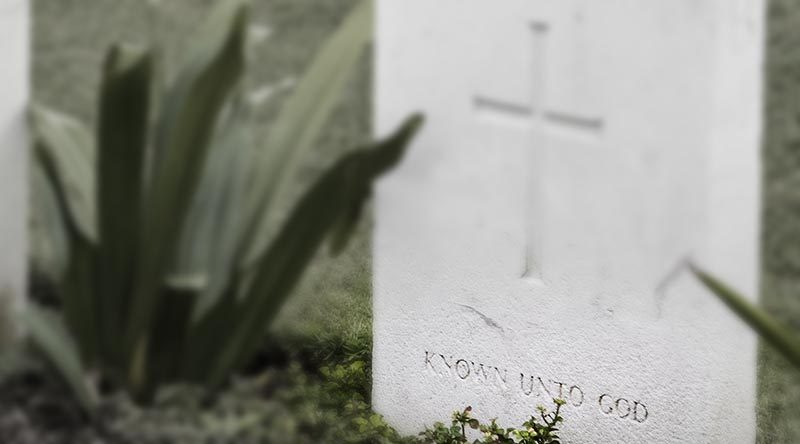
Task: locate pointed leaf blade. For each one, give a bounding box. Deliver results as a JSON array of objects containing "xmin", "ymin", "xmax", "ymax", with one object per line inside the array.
[
  {"xmin": 208, "ymin": 114, "xmax": 423, "ymax": 386},
  {"xmin": 22, "ymin": 303, "xmax": 97, "ymax": 413},
  {"xmin": 238, "ymin": 0, "xmax": 375, "ymax": 268},
  {"xmin": 96, "ymin": 44, "xmax": 153, "ymax": 370},
  {"xmin": 125, "ymin": 0, "xmax": 248, "ymax": 396},
  {"xmin": 691, "ymin": 264, "xmax": 800, "ymax": 370},
  {"xmin": 170, "ymin": 98, "xmax": 255, "ymax": 321},
  {"xmin": 30, "ymin": 105, "xmax": 96, "ymax": 244},
  {"xmin": 29, "ymin": 159, "xmax": 71, "ymax": 284}
]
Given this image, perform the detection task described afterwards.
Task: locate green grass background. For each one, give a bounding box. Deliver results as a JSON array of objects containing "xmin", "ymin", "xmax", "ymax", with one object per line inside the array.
[
  {"xmin": 32, "ymin": 0, "xmax": 800, "ymax": 441},
  {"xmin": 759, "ymin": 0, "xmax": 800, "ymax": 442}
]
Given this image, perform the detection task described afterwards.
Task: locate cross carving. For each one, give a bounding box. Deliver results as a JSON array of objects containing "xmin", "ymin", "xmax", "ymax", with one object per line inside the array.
[{"xmin": 474, "ymin": 20, "xmax": 604, "ymax": 284}]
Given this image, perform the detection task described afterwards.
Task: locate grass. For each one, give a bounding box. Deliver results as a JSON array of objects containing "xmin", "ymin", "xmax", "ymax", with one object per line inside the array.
[{"xmin": 759, "ymin": 0, "xmax": 800, "ymax": 442}]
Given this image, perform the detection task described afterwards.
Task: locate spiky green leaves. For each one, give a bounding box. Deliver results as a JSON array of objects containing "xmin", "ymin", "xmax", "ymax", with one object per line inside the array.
[
  {"xmin": 29, "ymin": 106, "xmax": 99, "ymax": 364},
  {"xmin": 26, "ymin": 0, "xmax": 422, "ymax": 407},
  {"xmin": 30, "ymin": 106, "xmax": 96, "ymax": 244},
  {"xmin": 205, "ymin": 114, "xmax": 423, "ymax": 387},
  {"xmin": 97, "ymin": 44, "xmax": 153, "ymax": 375},
  {"xmin": 125, "ymin": 0, "xmax": 247, "ymax": 398},
  {"xmin": 237, "ymin": 0, "xmax": 374, "ymax": 270}
]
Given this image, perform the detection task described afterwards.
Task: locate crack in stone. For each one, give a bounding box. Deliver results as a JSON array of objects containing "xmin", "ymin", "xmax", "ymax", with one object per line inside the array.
[{"xmin": 456, "ymin": 304, "xmax": 504, "ymax": 332}]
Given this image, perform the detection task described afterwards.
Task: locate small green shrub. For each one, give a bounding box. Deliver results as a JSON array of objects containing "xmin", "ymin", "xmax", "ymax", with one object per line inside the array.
[
  {"xmin": 320, "ymin": 360, "xmax": 371, "ymax": 401},
  {"xmin": 420, "ymin": 400, "xmax": 566, "ymax": 444},
  {"xmin": 248, "ymin": 360, "xmax": 413, "ymax": 444},
  {"xmin": 25, "ymin": 0, "xmax": 422, "ymax": 408}
]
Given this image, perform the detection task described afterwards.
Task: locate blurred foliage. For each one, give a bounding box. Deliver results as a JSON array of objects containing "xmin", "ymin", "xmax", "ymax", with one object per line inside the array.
[
  {"xmin": 761, "ymin": 0, "xmax": 800, "ymax": 441},
  {"xmin": 27, "ymin": 0, "xmax": 422, "ymax": 406},
  {"xmin": 31, "ymin": 0, "xmax": 377, "ymax": 379}
]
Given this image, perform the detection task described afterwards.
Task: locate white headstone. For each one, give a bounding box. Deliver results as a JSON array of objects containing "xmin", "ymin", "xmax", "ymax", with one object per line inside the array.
[
  {"xmin": 0, "ymin": 0, "xmax": 29, "ymax": 345},
  {"xmin": 373, "ymin": 1, "xmax": 764, "ymax": 442}
]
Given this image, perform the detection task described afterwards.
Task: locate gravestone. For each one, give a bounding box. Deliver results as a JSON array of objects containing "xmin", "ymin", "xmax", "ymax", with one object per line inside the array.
[
  {"xmin": 373, "ymin": 1, "xmax": 764, "ymax": 442},
  {"xmin": 0, "ymin": 0, "xmax": 29, "ymax": 345}
]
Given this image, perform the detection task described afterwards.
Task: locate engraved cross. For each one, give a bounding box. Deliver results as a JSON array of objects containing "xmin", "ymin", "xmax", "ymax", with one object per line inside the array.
[{"xmin": 474, "ymin": 20, "xmax": 604, "ymax": 284}]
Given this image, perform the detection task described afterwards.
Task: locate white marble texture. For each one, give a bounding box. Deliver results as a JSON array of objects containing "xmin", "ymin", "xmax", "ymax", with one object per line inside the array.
[{"xmin": 373, "ymin": 1, "xmax": 764, "ymax": 442}]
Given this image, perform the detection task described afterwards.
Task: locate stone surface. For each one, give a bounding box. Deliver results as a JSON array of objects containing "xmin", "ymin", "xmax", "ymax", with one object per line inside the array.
[
  {"xmin": 0, "ymin": 0, "xmax": 28, "ymax": 345},
  {"xmin": 373, "ymin": 1, "xmax": 764, "ymax": 442}
]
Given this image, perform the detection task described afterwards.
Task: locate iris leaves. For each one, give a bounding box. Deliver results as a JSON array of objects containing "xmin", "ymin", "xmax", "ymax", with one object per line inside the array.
[{"xmin": 26, "ymin": 0, "xmax": 422, "ymax": 408}]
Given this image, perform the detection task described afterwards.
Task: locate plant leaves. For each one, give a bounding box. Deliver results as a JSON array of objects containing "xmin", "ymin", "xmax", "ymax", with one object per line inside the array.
[
  {"xmin": 144, "ymin": 278, "xmax": 200, "ymax": 399},
  {"xmin": 29, "ymin": 159, "xmax": 71, "ymax": 284},
  {"xmin": 207, "ymin": 113, "xmax": 423, "ymax": 387},
  {"xmin": 691, "ymin": 263, "xmax": 800, "ymax": 370},
  {"xmin": 96, "ymin": 44, "xmax": 153, "ymax": 372},
  {"xmin": 237, "ymin": 0, "xmax": 374, "ymax": 269},
  {"xmin": 124, "ymin": 0, "xmax": 247, "ymax": 396},
  {"xmin": 22, "ymin": 303, "xmax": 97, "ymax": 413},
  {"xmin": 170, "ymin": 97, "xmax": 256, "ymax": 322},
  {"xmin": 31, "ymin": 107, "xmax": 99, "ymax": 364},
  {"xmin": 30, "ymin": 105, "xmax": 96, "ymax": 244},
  {"xmin": 180, "ymin": 280, "xmax": 241, "ymax": 382},
  {"xmin": 61, "ymin": 233, "xmax": 98, "ymax": 366}
]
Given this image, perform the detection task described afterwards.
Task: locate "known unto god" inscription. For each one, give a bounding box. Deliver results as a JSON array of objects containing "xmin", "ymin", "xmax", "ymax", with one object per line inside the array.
[{"xmin": 424, "ymin": 351, "xmax": 649, "ymax": 424}]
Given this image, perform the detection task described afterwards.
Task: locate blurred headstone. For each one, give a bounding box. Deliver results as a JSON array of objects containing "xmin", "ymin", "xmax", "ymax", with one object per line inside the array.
[
  {"xmin": 0, "ymin": 0, "xmax": 29, "ymax": 345},
  {"xmin": 373, "ymin": 0, "xmax": 764, "ymax": 441}
]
